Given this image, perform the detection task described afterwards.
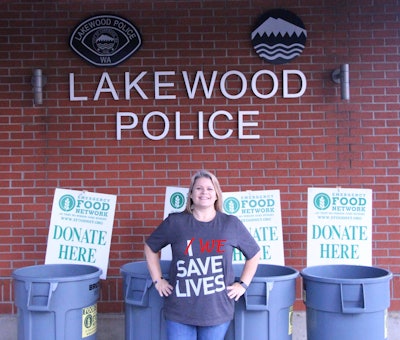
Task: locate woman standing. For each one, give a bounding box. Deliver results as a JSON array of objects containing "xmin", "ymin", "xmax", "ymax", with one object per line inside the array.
[{"xmin": 145, "ymin": 170, "xmax": 260, "ymax": 340}]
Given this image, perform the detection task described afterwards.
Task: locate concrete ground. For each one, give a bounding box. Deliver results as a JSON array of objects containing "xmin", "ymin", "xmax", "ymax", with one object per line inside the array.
[{"xmin": 1, "ymin": 311, "xmax": 399, "ymax": 339}]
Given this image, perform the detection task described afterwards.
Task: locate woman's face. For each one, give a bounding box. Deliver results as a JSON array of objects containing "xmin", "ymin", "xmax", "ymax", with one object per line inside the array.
[{"xmin": 190, "ymin": 177, "xmax": 217, "ymax": 210}]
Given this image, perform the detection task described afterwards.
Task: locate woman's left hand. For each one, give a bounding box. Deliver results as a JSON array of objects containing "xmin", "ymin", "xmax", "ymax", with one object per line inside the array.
[{"xmin": 226, "ymin": 282, "xmax": 246, "ymax": 301}]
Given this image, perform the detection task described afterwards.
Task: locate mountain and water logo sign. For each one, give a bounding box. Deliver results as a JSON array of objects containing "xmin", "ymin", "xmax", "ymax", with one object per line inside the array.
[{"xmin": 251, "ymin": 9, "xmax": 307, "ymax": 65}]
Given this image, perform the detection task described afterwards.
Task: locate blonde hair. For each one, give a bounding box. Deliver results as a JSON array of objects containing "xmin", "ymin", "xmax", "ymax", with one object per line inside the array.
[{"xmin": 186, "ymin": 170, "xmax": 223, "ymax": 213}]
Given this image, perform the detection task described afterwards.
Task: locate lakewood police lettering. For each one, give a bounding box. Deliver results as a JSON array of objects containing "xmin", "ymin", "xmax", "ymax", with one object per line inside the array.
[{"xmin": 69, "ymin": 69, "xmax": 307, "ymax": 141}]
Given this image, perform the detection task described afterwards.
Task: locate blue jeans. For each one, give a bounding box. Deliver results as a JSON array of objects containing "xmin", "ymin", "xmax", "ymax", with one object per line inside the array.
[{"xmin": 166, "ymin": 319, "xmax": 231, "ymax": 340}]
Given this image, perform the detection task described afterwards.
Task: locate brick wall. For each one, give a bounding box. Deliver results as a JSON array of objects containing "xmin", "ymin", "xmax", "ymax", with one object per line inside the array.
[{"xmin": 0, "ymin": 0, "xmax": 399, "ymax": 314}]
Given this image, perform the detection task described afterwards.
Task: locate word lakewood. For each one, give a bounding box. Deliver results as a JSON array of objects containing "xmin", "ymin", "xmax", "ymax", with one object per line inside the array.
[{"xmin": 69, "ymin": 69, "xmax": 307, "ymax": 141}]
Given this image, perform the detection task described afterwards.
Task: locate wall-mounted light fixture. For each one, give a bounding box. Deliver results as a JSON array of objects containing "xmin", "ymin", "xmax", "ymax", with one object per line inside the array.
[
  {"xmin": 31, "ymin": 69, "xmax": 46, "ymax": 105},
  {"xmin": 331, "ymin": 64, "xmax": 350, "ymax": 101}
]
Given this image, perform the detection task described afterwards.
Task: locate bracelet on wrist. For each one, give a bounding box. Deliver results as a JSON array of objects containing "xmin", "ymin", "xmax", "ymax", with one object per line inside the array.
[
  {"xmin": 239, "ymin": 281, "xmax": 248, "ymax": 290},
  {"xmin": 153, "ymin": 277, "xmax": 164, "ymax": 285}
]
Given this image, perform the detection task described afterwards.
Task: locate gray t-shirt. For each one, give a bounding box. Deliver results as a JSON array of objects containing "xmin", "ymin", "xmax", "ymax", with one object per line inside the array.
[{"xmin": 146, "ymin": 211, "xmax": 260, "ymax": 326}]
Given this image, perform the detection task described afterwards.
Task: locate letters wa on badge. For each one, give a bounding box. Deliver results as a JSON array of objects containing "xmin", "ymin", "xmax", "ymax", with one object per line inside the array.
[{"xmin": 69, "ymin": 69, "xmax": 307, "ymax": 141}]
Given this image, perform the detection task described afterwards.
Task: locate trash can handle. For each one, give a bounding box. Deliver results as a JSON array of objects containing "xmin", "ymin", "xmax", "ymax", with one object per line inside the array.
[
  {"xmin": 244, "ymin": 281, "xmax": 273, "ymax": 311},
  {"xmin": 124, "ymin": 276, "xmax": 152, "ymax": 307},
  {"xmin": 340, "ymin": 283, "xmax": 366, "ymax": 314},
  {"xmin": 27, "ymin": 282, "xmax": 58, "ymax": 311}
]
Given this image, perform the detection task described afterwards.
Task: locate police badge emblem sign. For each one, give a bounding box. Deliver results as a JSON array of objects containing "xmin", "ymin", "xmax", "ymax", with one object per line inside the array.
[{"xmin": 69, "ymin": 14, "xmax": 142, "ymax": 67}]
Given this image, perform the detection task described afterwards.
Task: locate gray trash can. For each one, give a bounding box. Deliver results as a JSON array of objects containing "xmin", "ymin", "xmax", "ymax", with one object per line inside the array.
[
  {"xmin": 13, "ymin": 264, "xmax": 102, "ymax": 340},
  {"xmin": 121, "ymin": 261, "xmax": 298, "ymax": 340},
  {"xmin": 225, "ymin": 264, "xmax": 299, "ymax": 340},
  {"xmin": 120, "ymin": 260, "xmax": 170, "ymax": 340},
  {"xmin": 301, "ymin": 264, "xmax": 393, "ymax": 340}
]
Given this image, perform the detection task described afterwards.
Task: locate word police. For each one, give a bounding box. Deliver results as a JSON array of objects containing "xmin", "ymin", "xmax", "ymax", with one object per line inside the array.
[{"xmin": 69, "ymin": 69, "xmax": 307, "ymax": 141}]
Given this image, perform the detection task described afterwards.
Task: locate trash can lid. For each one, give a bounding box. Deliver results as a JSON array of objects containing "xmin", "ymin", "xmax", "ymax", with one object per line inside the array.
[
  {"xmin": 301, "ymin": 264, "xmax": 392, "ymax": 284},
  {"xmin": 12, "ymin": 264, "xmax": 102, "ymax": 282}
]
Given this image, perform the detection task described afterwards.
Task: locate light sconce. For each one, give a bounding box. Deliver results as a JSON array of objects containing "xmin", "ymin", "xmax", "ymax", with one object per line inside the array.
[
  {"xmin": 31, "ymin": 69, "xmax": 46, "ymax": 105},
  {"xmin": 331, "ymin": 64, "xmax": 350, "ymax": 101}
]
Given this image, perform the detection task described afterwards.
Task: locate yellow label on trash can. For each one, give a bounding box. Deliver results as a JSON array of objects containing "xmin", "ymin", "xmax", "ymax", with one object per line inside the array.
[
  {"xmin": 384, "ymin": 309, "xmax": 388, "ymax": 339},
  {"xmin": 82, "ymin": 303, "xmax": 97, "ymax": 338},
  {"xmin": 288, "ymin": 305, "xmax": 293, "ymax": 335}
]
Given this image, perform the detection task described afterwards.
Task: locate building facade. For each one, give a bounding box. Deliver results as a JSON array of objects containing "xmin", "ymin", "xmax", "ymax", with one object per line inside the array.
[{"xmin": 1, "ymin": 0, "xmax": 399, "ymax": 327}]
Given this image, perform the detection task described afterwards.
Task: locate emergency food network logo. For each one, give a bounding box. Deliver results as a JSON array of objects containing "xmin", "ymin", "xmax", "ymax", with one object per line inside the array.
[
  {"xmin": 313, "ymin": 193, "xmax": 331, "ymax": 210},
  {"xmin": 251, "ymin": 9, "xmax": 307, "ymax": 65},
  {"xmin": 69, "ymin": 14, "xmax": 142, "ymax": 67},
  {"xmin": 223, "ymin": 197, "xmax": 240, "ymax": 214},
  {"xmin": 170, "ymin": 192, "xmax": 186, "ymax": 209},
  {"xmin": 59, "ymin": 195, "xmax": 76, "ymax": 212}
]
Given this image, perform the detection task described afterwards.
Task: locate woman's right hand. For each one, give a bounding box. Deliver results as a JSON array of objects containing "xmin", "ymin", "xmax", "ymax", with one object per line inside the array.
[
  {"xmin": 144, "ymin": 243, "xmax": 174, "ymax": 297},
  {"xmin": 154, "ymin": 278, "xmax": 174, "ymax": 297}
]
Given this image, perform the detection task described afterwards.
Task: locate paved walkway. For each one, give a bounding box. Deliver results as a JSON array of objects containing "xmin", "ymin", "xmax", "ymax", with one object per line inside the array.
[{"xmin": 1, "ymin": 312, "xmax": 399, "ymax": 339}]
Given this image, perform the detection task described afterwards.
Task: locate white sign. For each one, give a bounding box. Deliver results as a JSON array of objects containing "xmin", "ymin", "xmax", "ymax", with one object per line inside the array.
[
  {"xmin": 307, "ymin": 187, "xmax": 372, "ymax": 267},
  {"xmin": 163, "ymin": 186, "xmax": 188, "ymax": 219},
  {"xmin": 222, "ymin": 190, "xmax": 284, "ymax": 265},
  {"xmin": 45, "ymin": 188, "xmax": 117, "ymax": 279},
  {"xmin": 161, "ymin": 187, "xmax": 284, "ymax": 265},
  {"xmin": 161, "ymin": 187, "xmax": 188, "ymax": 260}
]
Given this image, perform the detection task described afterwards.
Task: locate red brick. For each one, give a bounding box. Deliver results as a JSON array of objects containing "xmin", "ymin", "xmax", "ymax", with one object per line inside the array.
[{"xmin": 1, "ymin": 0, "xmax": 400, "ymax": 314}]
